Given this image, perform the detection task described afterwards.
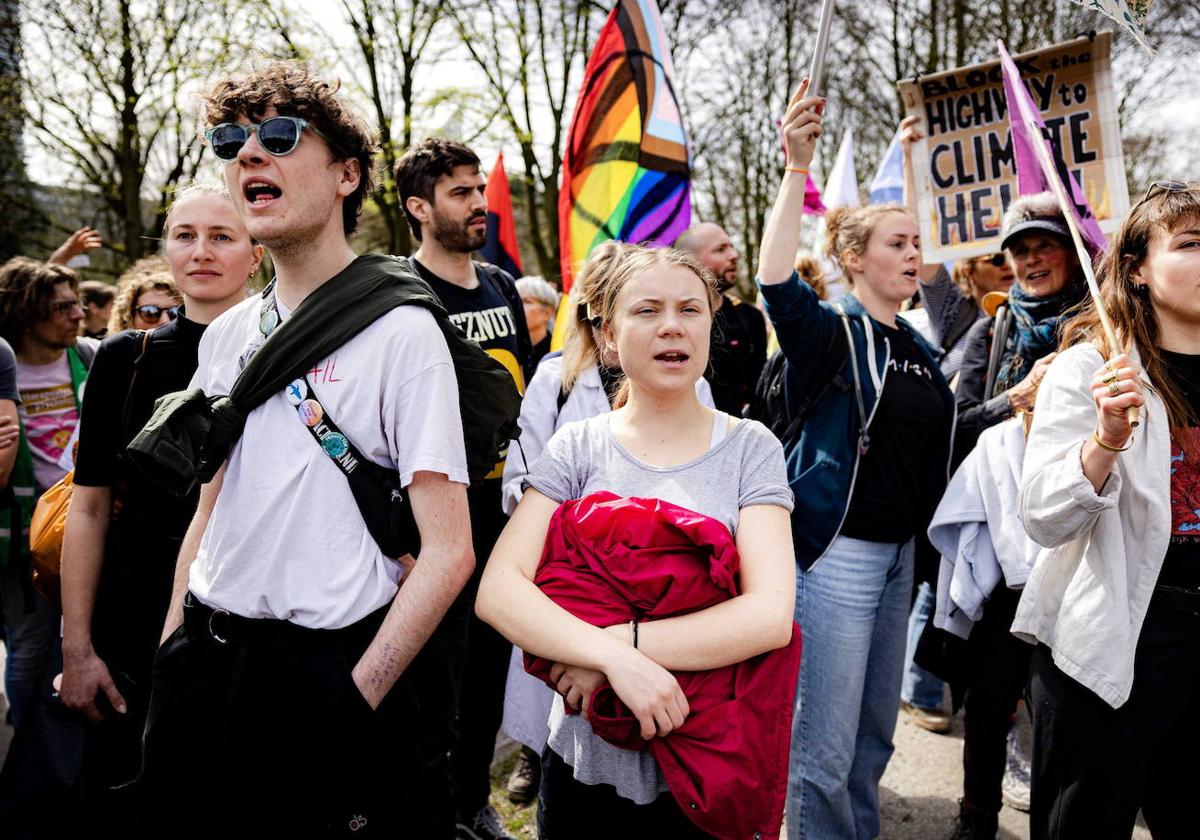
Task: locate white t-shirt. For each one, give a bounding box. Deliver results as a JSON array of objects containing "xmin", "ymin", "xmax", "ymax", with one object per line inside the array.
[{"xmin": 187, "ymin": 294, "xmax": 469, "ymax": 629}]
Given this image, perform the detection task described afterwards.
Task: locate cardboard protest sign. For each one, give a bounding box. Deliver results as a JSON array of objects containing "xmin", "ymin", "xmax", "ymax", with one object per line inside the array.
[{"xmin": 898, "ymin": 32, "xmax": 1129, "ymax": 263}]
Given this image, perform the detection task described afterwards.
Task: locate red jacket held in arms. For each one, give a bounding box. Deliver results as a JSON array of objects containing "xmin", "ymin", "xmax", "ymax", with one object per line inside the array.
[{"xmin": 526, "ymin": 491, "xmax": 802, "ymax": 840}]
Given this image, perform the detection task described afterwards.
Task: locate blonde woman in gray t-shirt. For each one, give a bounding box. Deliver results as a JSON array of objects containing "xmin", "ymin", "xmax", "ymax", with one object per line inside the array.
[{"xmin": 477, "ymin": 243, "xmax": 796, "ymax": 838}]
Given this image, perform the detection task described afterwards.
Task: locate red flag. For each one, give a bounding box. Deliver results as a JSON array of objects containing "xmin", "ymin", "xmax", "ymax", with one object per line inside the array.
[{"xmin": 480, "ymin": 153, "xmax": 522, "ymax": 277}]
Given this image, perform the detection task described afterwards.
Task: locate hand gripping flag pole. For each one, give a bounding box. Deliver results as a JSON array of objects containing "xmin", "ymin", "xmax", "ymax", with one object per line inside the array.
[{"xmin": 998, "ymin": 39, "xmax": 1138, "ymax": 428}]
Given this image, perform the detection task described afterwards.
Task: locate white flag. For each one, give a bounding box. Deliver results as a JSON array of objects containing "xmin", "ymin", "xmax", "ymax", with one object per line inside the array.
[
  {"xmin": 1068, "ymin": 0, "xmax": 1154, "ymax": 54},
  {"xmin": 822, "ymin": 128, "xmax": 860, "ymax": 210}
]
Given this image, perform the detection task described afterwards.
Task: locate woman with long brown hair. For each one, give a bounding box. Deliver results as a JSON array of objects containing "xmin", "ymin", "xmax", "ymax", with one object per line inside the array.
[{"xmin": 1017, "ymin": 182, "xmax": 1200, "ymax": 838}]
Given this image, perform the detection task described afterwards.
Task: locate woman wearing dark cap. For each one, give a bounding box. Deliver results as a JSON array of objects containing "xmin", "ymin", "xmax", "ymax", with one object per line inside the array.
[{"xmin": 945, "ymin": 192, "xmax": 1091, "ymax": 839}]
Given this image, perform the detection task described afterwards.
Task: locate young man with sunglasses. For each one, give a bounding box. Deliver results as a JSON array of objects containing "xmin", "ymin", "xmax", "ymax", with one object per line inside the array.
[
  {"xmin": 393, "ymin": 138, "xmax": 533, "ymax": 840},
  {"xmin": 138, "ymin": 62, "xmax": 474, "ymax": 837},
  {"xmin": 0, "ymin": 259, "xmax": 95, "ymax": 773}
]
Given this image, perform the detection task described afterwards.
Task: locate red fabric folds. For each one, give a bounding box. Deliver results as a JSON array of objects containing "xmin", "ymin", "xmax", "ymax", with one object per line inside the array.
[{"xmin": 525, "ymin": 491, "xmax": 801, "ymax": 840}]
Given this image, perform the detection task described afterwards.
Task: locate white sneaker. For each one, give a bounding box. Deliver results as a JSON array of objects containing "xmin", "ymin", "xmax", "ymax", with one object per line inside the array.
[{"xmin": 1001, "ymin": 726, "xmax": 1031, "ymax": 812}]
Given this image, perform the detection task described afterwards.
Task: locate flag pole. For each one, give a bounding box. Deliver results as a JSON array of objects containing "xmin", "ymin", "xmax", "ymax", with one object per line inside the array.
[
  {"xmin": 999, "ymin": 39, "xmax": 1137, "ymax": 428},
  {"xmin": 807, "ymin": 0, "xmax": 836, "ymax": 98}
]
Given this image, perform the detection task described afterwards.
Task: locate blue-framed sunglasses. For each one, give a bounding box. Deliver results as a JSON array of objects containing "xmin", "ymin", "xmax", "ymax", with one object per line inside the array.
[{"xmin": 204, "ymin": 116, "xmax": 327, "ymax": 161}]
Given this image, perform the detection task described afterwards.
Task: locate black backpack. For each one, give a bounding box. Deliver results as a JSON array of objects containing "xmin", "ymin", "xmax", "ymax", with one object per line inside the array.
[{"xmin": 748, "ymin": 325, "xmax": 849, "ymax": 449}]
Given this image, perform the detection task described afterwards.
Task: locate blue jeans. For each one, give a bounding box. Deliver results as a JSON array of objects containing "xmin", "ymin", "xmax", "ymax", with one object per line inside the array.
[
  {"xmin": 900, "ymin": 582, "xmax": 944, "ymax": 710},
  {"xmin": 0, "ymin": 560, "xmax": 60, "ymax": 730},
  {"xmin": 788, "ymin": 536, "xmax": 913, "ymax": 840}
]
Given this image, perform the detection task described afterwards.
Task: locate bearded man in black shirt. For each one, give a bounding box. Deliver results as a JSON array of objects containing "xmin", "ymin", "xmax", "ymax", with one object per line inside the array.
[
  {"xmin": 395, "ymin": 138, "xmax": 532, "ymax": 840},
  {"xmin": 675, "ymin": 222, "xmax": 768, "ymax": 416}
]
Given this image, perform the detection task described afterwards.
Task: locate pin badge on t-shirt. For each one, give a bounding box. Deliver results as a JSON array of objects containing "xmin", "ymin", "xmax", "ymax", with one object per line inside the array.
[
  {"xmin": 259, "ymin": 309, "xmax": 280, "ymax": 337},
  {"xmin": 298, "ymin": 399, "xmax": 323, "ymax": 428},
  {"xmin": 285, "ymin": 378, "xmax": 307, "ymax": 405},
  {"xmin": 321, "ymin": 432, "xmax": 349, "ymax": 459}
]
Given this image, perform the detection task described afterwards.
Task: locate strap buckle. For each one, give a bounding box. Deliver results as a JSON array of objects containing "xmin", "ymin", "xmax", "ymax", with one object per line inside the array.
[{"xmin": 208, "ymin": 608, "xmax": 231, "ymax": 644}]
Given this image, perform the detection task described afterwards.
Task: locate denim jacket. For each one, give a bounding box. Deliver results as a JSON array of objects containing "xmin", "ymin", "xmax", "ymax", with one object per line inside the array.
[{"xmin": 758, "ymin": 272, "xmax": 956, "ymax": 571}]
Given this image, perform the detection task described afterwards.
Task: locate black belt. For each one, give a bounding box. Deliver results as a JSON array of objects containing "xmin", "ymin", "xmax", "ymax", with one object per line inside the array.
[{"xmin": 183, "ymin": 591, "xmax": 337, "ymax": 647}]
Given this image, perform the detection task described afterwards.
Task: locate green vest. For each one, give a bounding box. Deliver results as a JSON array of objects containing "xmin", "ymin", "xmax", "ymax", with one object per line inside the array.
[{"xmin": 0, "ymin": 346, "xmax": 89, "ymax": 568}]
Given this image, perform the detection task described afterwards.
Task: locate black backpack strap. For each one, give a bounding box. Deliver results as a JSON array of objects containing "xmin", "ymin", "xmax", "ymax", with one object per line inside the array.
[
  {"xmin": 774, "ymin": 319, "xmax": 852, "ymax": 448},
  {"xmin": 288, "ymin": 375, "xmax": 419, "ymax": 558}
]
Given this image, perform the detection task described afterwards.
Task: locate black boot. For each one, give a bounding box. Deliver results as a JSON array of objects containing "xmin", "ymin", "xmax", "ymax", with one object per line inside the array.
[{"xmin": 947, "ymin": 800, "xmax": 999, "ymax": 840}]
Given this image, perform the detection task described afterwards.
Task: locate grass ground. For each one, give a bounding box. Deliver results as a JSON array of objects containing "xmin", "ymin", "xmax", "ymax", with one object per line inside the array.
[{"xmin": 488, "ymin": 749, "xmax": 537, "ymax": 838}]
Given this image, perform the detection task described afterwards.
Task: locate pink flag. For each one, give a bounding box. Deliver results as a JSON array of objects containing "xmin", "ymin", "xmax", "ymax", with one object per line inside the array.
[
  {"xmin": 804, "ymin": 174, "xmax": 826, "ymax": 215},
  {"xmin": 997, "ymin": 40, "xmax": 1107, "ymax": 254}
]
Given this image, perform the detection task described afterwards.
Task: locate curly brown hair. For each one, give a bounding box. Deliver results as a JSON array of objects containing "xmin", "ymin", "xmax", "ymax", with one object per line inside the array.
[
  {"xmin": 201, "ymin": 60, "xmax": 379, "ymax": 236},
  {"xmin": 0, "ymin": 257, "xmax": 80, "ymax": 346},
  {"xmin": 108, "ymin": 257, "xmax": 182, "ymax": 334}
]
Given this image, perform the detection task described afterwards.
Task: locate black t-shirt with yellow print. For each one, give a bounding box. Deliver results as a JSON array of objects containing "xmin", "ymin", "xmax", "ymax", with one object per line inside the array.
[{"xmin": 412, "ymin": 258, "xmax": 532, "ymax": 482}]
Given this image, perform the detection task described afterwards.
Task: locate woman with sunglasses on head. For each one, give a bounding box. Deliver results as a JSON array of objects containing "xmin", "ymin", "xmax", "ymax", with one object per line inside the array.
[
  {"xmin": 940, "ymin": 192, "xmax": 1091, "ymax": 839},
  {"xmin": 106, "ymin": 258, "xmax": 183, "ymax": 334},
  {"xmin": 59, "ymin": 182, "xmax": 261, "ymax": 833},
  {"xmin": 759, "ymin": 82, "xmax": 955, "ymax": 840},
  {"xmin": 497, "ymin": 244, "xmax": 714, "ymax": 807},
  {"xmin": 1016, "ymin": 182, "xmax": 1200, "ymax": 840}
]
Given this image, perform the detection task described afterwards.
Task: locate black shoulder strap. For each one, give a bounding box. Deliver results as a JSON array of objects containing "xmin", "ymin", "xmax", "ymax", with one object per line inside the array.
[
  {"xmin": 777, "ymin": 323, "xmax": 850, "ymax": 446},
  {"xmin": 291, "ymin": 375, "xmax": 419, "ymax": 558},
  {"xmin": 119, "ymin": 329, "xmax": 151, "ymax": 440}
]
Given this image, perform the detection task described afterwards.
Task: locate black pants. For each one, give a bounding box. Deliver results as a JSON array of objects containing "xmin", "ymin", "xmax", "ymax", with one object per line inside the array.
[
  {"xmin": 1027, "ymin": 587, "xmax": 1200, "ymax": 840},
  {"xmin": 961, "ymin": 585, "xmax": 1032, "ymax": 813},
  {"xmin": 81, "ymin": 529, "xmax": 181, "ymax": 836},
  {"xmin": 536, "ymin": 747, "xmax": 711, "ymax": 839},
  {"xmin": 405, "ymin": 480, "xmax": 513, "ymax": 825},
  {"xmin": 138, "ymin": 595, "xmax": 424, "ymax": 839}
]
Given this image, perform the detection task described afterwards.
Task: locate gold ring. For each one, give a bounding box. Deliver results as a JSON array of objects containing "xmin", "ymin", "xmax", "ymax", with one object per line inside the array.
[
  {"xmin": 1108, "ymin": 380, "xmax": 1122, "ymax": 397},
  {"xmin": 1103, "ymin": 370, "xmax": 1119, "ymax": 384}
]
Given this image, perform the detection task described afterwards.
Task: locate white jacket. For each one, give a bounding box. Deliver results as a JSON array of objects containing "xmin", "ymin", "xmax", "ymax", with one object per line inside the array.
[
  {"xmin": 500, "ymin": 355, "xmax": 714, "ymax": 514},
  {"xmin": 930, "ymin": 417, "xmax": 1041, "ymax": 639},
  {"xmin": 1016, "ymin": 343, "xmax": 1171, "ymax": 708}
]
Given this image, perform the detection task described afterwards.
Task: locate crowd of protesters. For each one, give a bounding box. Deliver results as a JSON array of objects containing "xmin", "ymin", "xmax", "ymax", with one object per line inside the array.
[{"xmin": 0, "ymin": 58, "xmax": 1194, "ymax": 840}]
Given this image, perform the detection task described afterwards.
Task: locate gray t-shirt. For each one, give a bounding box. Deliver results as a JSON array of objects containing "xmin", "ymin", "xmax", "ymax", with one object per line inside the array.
[{"xmin": 525, "ymin": 411, "xmax": 793, "ymax": 803}]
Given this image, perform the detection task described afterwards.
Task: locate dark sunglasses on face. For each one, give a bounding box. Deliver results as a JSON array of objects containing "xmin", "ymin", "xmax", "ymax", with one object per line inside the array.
[
  {"xmin": 136, "ymin": 304, "xmax": 180, "ymax": 322},
  {"xmin": 972, "ymin": 253, "xmax": 1007, "ymax": 268},
  {"xmin": 204, "ymin": 116, "xmax": 328, "ymax": 161}
]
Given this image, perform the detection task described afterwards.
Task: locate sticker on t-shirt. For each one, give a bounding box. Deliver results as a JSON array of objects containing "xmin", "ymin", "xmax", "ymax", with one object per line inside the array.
[{"xmin": 20, "ymin": 383, "xmax": 78, "ymax": 467}]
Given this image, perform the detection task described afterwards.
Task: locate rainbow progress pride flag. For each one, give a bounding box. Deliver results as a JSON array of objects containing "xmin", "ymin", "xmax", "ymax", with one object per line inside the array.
[{"xmin": 557, "ymin": 0, "xmax": 691, "ymax": 295}]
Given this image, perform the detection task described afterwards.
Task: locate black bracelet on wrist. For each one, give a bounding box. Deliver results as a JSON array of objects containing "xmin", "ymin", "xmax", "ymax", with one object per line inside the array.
[{"xmin": 632, "ymin": 619, "xmax": 639, "ymax": 649}]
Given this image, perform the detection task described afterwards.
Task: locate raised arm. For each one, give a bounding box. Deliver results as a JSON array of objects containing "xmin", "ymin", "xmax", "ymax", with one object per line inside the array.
[{"xmin": 759, "ymin": 78, "xmax": 823, "ymax": 285}]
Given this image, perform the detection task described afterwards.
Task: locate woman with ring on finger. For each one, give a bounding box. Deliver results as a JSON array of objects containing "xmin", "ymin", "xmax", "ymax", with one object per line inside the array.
[{"xmin": 1017, "ymin": 181, "xmax": 1200, "ymax": 839}]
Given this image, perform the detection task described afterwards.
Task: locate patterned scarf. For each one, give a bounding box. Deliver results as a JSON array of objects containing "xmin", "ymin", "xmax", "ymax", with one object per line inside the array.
[{"xmin": 994, "ymin": 275, "xmax": 1087, "ymax": 394}]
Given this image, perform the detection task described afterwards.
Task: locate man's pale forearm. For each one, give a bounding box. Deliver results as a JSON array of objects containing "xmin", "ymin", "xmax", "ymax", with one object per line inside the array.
[{"xmin": 352, "ymin": 539, "xmax": 473, "ymax": 707}]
